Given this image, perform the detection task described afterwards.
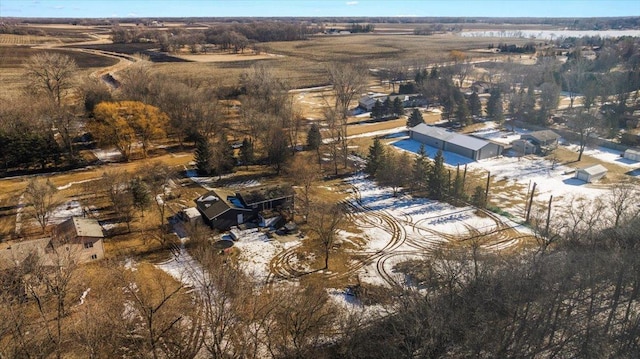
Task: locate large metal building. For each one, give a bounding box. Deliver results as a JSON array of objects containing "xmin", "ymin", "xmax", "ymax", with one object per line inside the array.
[{"xmin": 409, "ymin": 124, "xmax": 503, "ymax": 160}]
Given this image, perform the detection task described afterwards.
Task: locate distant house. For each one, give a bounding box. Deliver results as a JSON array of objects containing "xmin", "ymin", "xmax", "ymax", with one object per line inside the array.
[
  {"xmin": 409, "ymin": 123, "xmax": 503, "ymax": 160},
  {"xmin": 623, "ymin": 148, "xmax": 640, "ymax": 162},
  {"xmin": 575, "ymin": 164, "xmax": 608, "ymax": 183},
  {"xmin": 180, "ymin": 207, "xmax": 202, "ymax": 225},
  {"xmin": 358, "ymin": 93, "xmax": 422, "ymax": 112},
  {"xmin": 519, "ymin": 130, "xmax": 560, "ymax": 154},
  {"xmin": 0, "ymin": 217, "xmax": 105, "ymax": 271},
  {"xmin": 471, "ymin": 81, "xmax": 491, "ymax": 94},
  {"xmin": 196, "ymin": 185, "xmax": 294, "ymax": 230}
]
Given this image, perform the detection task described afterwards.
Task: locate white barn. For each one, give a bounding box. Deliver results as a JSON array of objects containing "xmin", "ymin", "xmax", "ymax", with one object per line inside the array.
[
  {"xmin": 623, "ymin": 148, "xmax": 640, "ymax": 162},
  {"xmin": 575, "ymin": 164, "xmax": 608, "ymax": 183}
]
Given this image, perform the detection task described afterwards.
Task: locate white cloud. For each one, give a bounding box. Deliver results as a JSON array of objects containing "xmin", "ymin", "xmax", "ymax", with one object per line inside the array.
[
  {"xmin": 346, "ymin": 1, "xmax": 358, "ymax": 5},
  {"xmin": 53, "ymin": 5, "xmax": 64, "ymax": 9},
  {"xmin": 127, "ymin": 12, "xmax": 139, "ymax": 17}
]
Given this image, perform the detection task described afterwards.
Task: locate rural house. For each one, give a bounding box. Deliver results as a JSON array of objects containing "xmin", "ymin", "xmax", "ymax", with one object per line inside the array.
[
  {"xmin": 0, "ymin": 217, "xmax": 105, "ymax": 270},
  {"xmin": 518, "ymin": 130, "xmax": 560, "ymax": 154},
  {"xmin": 358, "ymin": 93, "xmax": 424, "ymax": 112},
  {"xmin": 196, "ymin": 184, "xmax": 294, "ymax": 230},
  {"xmin": 409, "ymin": 123, "xmax": 504, "ymax": 160},
  {"xmin": 54, "ymin": 217, "xmax": 106, "ymax": 262},
  {"xmin": 574, "ymin": 164, "xmax": 608, "ymax": 183},
  {"xmin": 623, "ymin": 148, "xmax": 640, "ymax": 162}
]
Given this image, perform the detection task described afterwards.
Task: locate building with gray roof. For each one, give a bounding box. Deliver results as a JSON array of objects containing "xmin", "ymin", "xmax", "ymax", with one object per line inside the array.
[{"xmin": 409, "ymin": 124, "xmax": 504, "ymax": 160}]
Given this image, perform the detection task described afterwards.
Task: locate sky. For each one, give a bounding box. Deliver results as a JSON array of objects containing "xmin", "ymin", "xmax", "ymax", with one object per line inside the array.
[{"xmin": 1, "ymin": 0, "xmax": 639, "ymax": 18}]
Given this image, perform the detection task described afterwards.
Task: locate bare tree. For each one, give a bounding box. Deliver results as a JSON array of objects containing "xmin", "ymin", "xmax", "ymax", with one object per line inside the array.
[
  {"xmin": 289, "ymin": 155, "xmax": 320, "ymax": 222},
  {"xmin": 24, "ymin": 52, "xmax": 78, "ymax": 107},
  {"xmin": 566, "ymin": 108, "xmax": 601, "ymax": 161},
  {"xmin": 24, "ymin": 177, "xmax": 58, "ymax": 233},
  {"xmin": 607, "ymin": 182, "xmax": 640, "ymax": 228},
  {"xmin": 327, "ymin": 62, "xmax": 368, "ymax": 167},
  {"xmin": 309, "ymin": 202, "xmax": 344, "ymax": 270}
]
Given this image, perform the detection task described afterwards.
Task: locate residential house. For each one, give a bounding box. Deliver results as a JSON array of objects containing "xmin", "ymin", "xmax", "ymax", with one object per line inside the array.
[
  {"xmin": 575, "ymin": 164, "xmax": 608, "ymax": 183},
  {"xmin": 409, "ymin": 123, "xmax": 504, "ymax": 160},
  {"xmin": 0, "ymin": 217, "xmax": 105, "ymax": 271},
  {"xmin": 54, "ymin": 217, "xmax": 105, "ymax": 262},
  {"xmin": 358, "ymin": 93, "xmax": 424, "ymax": 112},
  {"xmin": 519, "ymin": 130, "xmax": 560, "ymax": 154},
  {"xmin": 196, "ymin": 184, "xmax": 294, "ymax": 230}
]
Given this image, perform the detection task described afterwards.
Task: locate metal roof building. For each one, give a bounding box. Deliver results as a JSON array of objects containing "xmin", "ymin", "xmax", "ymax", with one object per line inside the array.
[{"xmin": 409, "ymin": 124, "xmax": 504, "ymax": 160}]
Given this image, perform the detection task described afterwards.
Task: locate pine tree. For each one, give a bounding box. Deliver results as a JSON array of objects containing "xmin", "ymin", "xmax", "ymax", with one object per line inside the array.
[
  {"xmin": 240, "ymin": 137, "xmax": 254, "ymax": 170},
  {"xmin": 469, "ymin": 91, "xmax": 482, "ymax": 117},
  {"xmin": 383, "ymin": 97, "xmax": 393, "ymax": 118},
  {"xmin": 214, "ymin": 135, "xmax": 235, "ymax": 175},
  {"xmin": 392, "ymin": 97, "xmax": 404, "ymax": 117},
  {"xmin": 452, "ymin": 165, "xmax": 466, "ymax": 204},
  {"xmin": 428, "ymin": 150, "xmax": 447, "ymax": 200},
  {"xmin": 471, "ymin": 185, "xmax": 487, "ymax": 208},
  {"xmin": 306, "ymin": 123, "xmax": 322, "ymax": 150},
  {"xmin": 371, "ymin": 100, "xmax": 383, "ymax": 119},
  {"xmin": 130, "ymin": 177, "xmax": 151, "ymax": 217},
  {"xmin": 407, "ymin": 108, "xmax": 425, "ymax": 128},
  {"xmin": 455, "ymin": 92, "xmax": 471, "ymax": 126},
  {"xmin": 194, "ymin": 135, "xmax": 213, "ymax": 175},
  {"xmin": 412, "ymin": 144, "xmax": 430, "ymax": 192},
  {"xmin": 487, "ymin": 88, "xmax": 504, "ymax": 123},
  {"xmin": 365, "ymin": 137, "xmax": 385, "ymax": 177}
]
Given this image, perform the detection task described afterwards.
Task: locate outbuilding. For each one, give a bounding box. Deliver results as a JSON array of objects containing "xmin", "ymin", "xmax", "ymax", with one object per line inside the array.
[
  {"xmin": 623, "ymin": 148, "xmax": 640, "ymax": 162},
  {"xmin": 519, "ymin": 130, "xmax": 560, "ymax": 154},
  {"xmin": 409, "ymin": 123, "xmax": 503, "ymax": 160},
  {"xmin": 574, "ymin": 164, "xmax": 608, "ymax": 183}
]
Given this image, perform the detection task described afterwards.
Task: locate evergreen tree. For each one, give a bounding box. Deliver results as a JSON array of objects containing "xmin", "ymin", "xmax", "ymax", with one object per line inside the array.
[
  {"xmin": 130, "ymin": 176, "xmax": 151, "ymax": 217},
  {"xmin": 486, "ymin": 88, "xmax": 504, "ymax": 123},
  {"xmin": 194, "ymin": 135, "xmax": 213, "ymax": 175},
  {"xmin": 214, "ymin": 135, "xmax": 235, "ymax": 175},
  {"xmin": 412, "ymin": 144, "xmax": 430, "ymax": 192},
  {"xmin": 455, "ymin": 92, "xmax": 471, "ymax": 126},
  {"xmin": 428, "ymin": 150, "xmax": 447, "ymax": 200},
  {"xmin": 306, "ymin": 123, "xmax": 322, "ymax": 151},
  {"xmin": 469, "ymin": 91, "xmax": 482, "ymax": 117},
  {"xmin": 471, "ymin": 185, "xmax": 487, "ymax": 208},
  {"xmin": 383, "ymin": 97, "xmax": 393, "ymax": 117},
  {"xmin": 392, "ymin": 97, "xmax": 404, "ymax": 117},
  {"xmin": 523, "ymin": 85, "xmax": 537, "ymax": 122},
  {"xmin": 451, "ymin": 165, "xmax": 466, "ymax": 204},
  {"xmin": 240, "ymin": 137, "xmax": 254, "ymax": 170},
  {"xmin": 365, "ymin": 137, "xmax": 385, "ymax": 177},
  {"xmin": 407, "ymin": 108, "xmax": 425, "ymax": 128},
  {"xmin": 371, "ymin": 100, "xmax": 383, "ymax": 119}
]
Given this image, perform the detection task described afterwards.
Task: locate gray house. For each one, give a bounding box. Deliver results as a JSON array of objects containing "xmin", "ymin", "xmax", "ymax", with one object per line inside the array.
[
  {"xmin": 520, "ymin": 130, "xmax": 560, "ymax": 154},
  {"xmin": 409, "ymin": 123, "xmax": 503, "ymax": 160},
  {"xmin": 196, "ymin": 185, "xmax": 294, "ymax": 230}
]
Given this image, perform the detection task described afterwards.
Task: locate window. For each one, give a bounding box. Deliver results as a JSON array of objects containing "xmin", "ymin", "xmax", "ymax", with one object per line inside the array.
[
  {"xmin": 90, "ymin": 254, "xmax": 98, "ymax": 260},
  {"xmin": 84, "ymin": 242, "xmax": 94, "ymax": 249}
]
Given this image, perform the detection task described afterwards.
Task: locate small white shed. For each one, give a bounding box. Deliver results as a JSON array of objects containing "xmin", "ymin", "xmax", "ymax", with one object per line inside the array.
[
  {"xmin": 623, "ymin": 148, "xmax": 640, "ymax": 162},
  {"xmin": 575, "ymin": 164, "xmax": 608, "ymax": 183},
  {"xmin": 181, "ymin": 207, "xmax": 202, "ymax": 224}
]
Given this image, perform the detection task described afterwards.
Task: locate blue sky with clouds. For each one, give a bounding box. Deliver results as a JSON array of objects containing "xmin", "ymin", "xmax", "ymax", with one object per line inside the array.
[{"xmin": 1, "ymin": 0, "xmax": 638, "ymax": 18}]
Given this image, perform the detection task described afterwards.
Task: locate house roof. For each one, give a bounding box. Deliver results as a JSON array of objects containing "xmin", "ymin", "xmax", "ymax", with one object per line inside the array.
[
  {"xmin": 68, "ymin": 217, "xmax": 104, "ymax": 238},
  {"xmin": 238, "ymin": 184, "xmax": 295, "ymax": 206},
  {"xmin": 577, "ymin": 164, "xmax": 608, "ymax": 176},
  {"xmin": 410, "ymin": 124, "xmax": 491, "ymax": 151},
  {"xmin": 0, "ymin": 237, "xmax": 53, "ymax": 270},
  {"xmin": 196, "ymin": 188, "xmax": 249, "ymax": 220},
  {"xmin": 523, "ymin": 130, "xmax": 560, "ymax": 143}
]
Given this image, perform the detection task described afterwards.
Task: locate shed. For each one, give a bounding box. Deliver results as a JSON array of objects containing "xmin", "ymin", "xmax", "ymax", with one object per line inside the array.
[
  {"xmin": 180, "ymin": 207, "xmax": 202, "ymax": 224},
  {"xmin": 623, "ymin": 148, "xmax": 640, "ymax": 162},
  {"xmin": 575, "ymin": 164, "xmax": 608, "ymax": 183}
]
